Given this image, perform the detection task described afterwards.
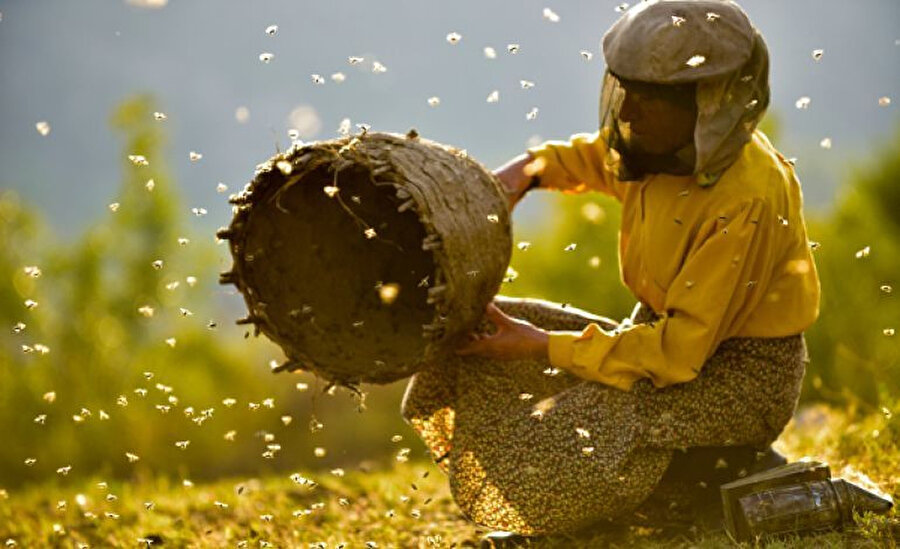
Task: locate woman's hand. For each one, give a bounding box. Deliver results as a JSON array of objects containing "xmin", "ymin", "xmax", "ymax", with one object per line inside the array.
[
  {"xmin": 494, "ymin": 153, "xmax": 539, "ymax": 211},
  {"xmin": 456, "ymin": 302, "xmax": 550, "ymax": 360}
]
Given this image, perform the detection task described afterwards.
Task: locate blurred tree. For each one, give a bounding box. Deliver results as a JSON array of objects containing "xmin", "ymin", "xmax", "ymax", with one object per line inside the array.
[
  {"xmin": 0, "ymin": 94, "xmax": 212, "ymax": 484},
  {"xmin": 803, "ymin": 125, "xmax": 900, "ymax": 407},
  {"xmin": 504, "ymin": 192, "xmax": 633, "ymax": 322},
  {"xmin": 0, "ymin": 190, "xmax": 53, "ymax": 384}
]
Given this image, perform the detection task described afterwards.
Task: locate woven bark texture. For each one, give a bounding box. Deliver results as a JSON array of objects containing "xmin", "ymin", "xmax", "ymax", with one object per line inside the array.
[{"xmin": 219, "ymin": 131, "xmax": 512, "ymax": 385}]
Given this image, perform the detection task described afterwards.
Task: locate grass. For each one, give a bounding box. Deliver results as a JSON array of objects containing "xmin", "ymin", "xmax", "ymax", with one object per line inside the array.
[{"xmin": 1, "ymin": 404, "xmax": 897, "ymax": 548}]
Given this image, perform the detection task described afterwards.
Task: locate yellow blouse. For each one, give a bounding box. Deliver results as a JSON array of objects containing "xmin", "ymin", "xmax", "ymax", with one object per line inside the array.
[{"xmin": 526, "ymin": 129, "xmax": 820, "ymax": 391}]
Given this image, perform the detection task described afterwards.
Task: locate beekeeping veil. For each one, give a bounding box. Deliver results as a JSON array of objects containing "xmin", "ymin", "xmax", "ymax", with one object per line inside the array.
[{"xmin": 600, "ymin": 0, "xmax": 769, "ymax": 184}]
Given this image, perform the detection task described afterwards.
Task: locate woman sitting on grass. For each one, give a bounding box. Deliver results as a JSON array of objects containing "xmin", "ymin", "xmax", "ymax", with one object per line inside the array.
[{"xmin": 402, "ymin": 0, "xmax": 820, "ymax": 540}]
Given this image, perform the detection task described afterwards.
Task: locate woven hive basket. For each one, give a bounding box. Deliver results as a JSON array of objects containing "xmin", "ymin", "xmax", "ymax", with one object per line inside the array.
[{"xmin": 219, "ymin": 130, "xmax": 512, "ymax": 386}]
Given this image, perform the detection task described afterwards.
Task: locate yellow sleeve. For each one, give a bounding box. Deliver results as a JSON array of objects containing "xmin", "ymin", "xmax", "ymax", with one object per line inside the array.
[
  {"xmin": 526, "ymin": 131, "xmax": 622, "ymax": 200},
  {"xmin": 548, "ymin": 198, "xmax": 777, "ymax": 390}
]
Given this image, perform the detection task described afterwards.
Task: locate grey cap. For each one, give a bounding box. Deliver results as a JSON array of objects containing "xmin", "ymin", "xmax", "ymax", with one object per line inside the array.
[{"xmin": 603, "ymin": 0, "xmax": 755, "ymax": 84}]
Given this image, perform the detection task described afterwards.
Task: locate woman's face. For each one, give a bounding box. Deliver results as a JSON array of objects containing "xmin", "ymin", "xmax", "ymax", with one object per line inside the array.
[{"xmin": 616, "ymin": 79, "xmax": 697, "ymax": 156}]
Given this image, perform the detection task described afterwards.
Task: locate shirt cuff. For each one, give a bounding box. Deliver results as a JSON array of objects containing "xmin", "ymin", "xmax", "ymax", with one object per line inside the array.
[
  {"xmin": 548, "ymin": 332, "xmax": 581, "ymax": 369},
  {"xmin": 548, "ymin": 324, "xmax": 629, "ymax": 388},
  {"xmin": 526, "ymin": 142, "xmax": 575, "ymax": 189}
]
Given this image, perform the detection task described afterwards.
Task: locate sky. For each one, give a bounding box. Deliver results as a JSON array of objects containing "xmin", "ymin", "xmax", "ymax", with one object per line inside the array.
[{"xmin": 1, "ymin": 0, "xmax": 898, "ymax": 238}]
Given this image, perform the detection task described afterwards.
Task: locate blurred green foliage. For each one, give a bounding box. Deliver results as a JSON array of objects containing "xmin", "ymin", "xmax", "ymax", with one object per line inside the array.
[
  {"xmin": 802, "ymin": 129, "xmax": 900, "ymax": 406},
  {"xmin": 1, "ymin": 98, "xmax": 897, "ymax": 490},
  {"xmin": 504, "ymin": 191, "xmax": 632, "ymax": 322}
]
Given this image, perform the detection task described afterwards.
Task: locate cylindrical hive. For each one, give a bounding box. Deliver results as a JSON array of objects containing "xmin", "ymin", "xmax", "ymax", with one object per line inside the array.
[{"xmin": 219, "ymin": 130, "xmax": 512, "ymax": 385}]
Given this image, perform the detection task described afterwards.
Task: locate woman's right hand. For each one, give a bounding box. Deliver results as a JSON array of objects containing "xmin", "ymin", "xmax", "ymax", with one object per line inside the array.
[{"xmin": 493, "ymin": 153, "xmax": 540, "ymax": 211}]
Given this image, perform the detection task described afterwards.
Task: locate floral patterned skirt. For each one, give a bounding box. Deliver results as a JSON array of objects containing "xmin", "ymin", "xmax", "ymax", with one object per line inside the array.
[{"xmin": 400, "ymin": 296, "xmax": 808, "ymax": 535}]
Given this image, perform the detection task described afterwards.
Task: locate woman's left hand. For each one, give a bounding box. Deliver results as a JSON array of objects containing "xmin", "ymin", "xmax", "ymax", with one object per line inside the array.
[{"xmin": 455, "ymin": 302, "xmax": 550, "ymax": 360}]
